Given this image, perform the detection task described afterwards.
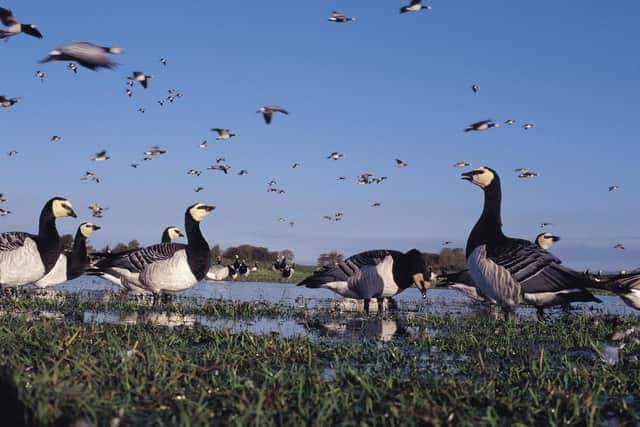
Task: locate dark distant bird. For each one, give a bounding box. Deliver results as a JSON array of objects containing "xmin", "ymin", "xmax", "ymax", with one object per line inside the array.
[
  {"xmin": 337, "ymin": 176, "xmax": 347, "ymax": 181},
  {"xmin": 614, "ymin": 243, "xmax": 625, "ymax": 250},
  {"xmin": 257, "ymin": 105, "xmax": 288, "ymax": 124},
  {"xmin": 144, "ymin": 146, "xmax": 167, "ymax": 156},
  {"xmin": 92, "ymin": 150, "xmax": 110, "ymax": 161},
  {"xmin": 465, "ymin": 120, "xmax": 499, "ymax": 132},
  {"xmin": 471, "ymin": 84, "xmax": 479, "ymax": 93},
  {"xmin": 0, "ymin": 194, "xmax": 5, "ymax": 203},
  {"xmin": 128, "ymin": 71, "xmax": 153, "ymax": 89},
  {"xmin": 142, "ymin": 156, "xmax": 152, "ymax": 161},
  {"xmin": 88, "ymin": 203, "xmax": 107, "ymax": 218},
  {"xmin": 35, "ymin": 70, "xmax": 45, "ymax": 82},
  {"xmin": 216, "ymin": 157, "xmax": 226, "ymax": 164},
  {"xmin": 292, "ymin": 163, "xmax": 301, "ymax": 168},
  {"xmin": 0, "ymin": 96, "xmax": 20, "ymax": 108},
  {"xmin": 268, "ymin": 180, "xmax": 277, "ymax": 187},
  {"xmin": 395, "ymin": 159, "xmax": 408, "ymax": 168},
  {"xmin": 400, "ymin": 0, "xmax": 432, "ymax": 13},
  {"xmin": 609, "ymin": 185, "xmax": 620, "ymax": 192},
  {"xmin": 371, "ymin": 202, "xmax": 381, "ymax": 207},
  {"xmin": 125, "ymin": 88, "xmax": 133, "ymax": 97},
  {"xmin": 138, "ymin": 107, "xmax": 145, "ymax": 113},
  {"xmin": 505, "ymin": 119, "xmax": 516, "ymax": 125},
  {"xmin": 453, "ymin": 161, "xmax": 470, "ymax": 168},
  {"xmin": 208, "ymin": 164, "xmax": 231, "ymax": 174},
  {"xmin": 518, "ymin": 170, "xmax": 539, "ymax": 179},
  {"xmin": 442, "ymin": 240, "xmax": 453, "ymax": 246},
  {"xmin": 7, "ymin": 150, "xmax": 17, "ymax": 156},
  {"xmin": 0, "ymin": 7, "xmax": 43, "ymax": 39},
  {"xmin": 323, "ymin": 215, "xmax": 333, "ymax": 221},
  {"xmin": 187, "ymin": 169, "xmax": 202, "ymax": 176},
  {"xmin": 199, "ymin": 141, "xmax": 208, "ymax": 149},
  {"xmin": 81, "ymin": 171, "xmax": 100, "ymax": 183},
  {"xmin": 41, "ymin": 42, "xmax": 122, "ymax": 70},
  {"xmin": 126, "ymin": 81, "xmax": 134, "ymax": 87},
  {"xmin": 540, "ymin": 222, "xmax": 552, "ymax": 228},
  {"xmin": 51, "ymin": 135, "xmax": 61, "ymax": 142},
  {"xmin": 130, "ymin": 163, "xmax": 139, "ymax": 168},
  {"xmin": 67, "ymin": 63, "xmax": 78, "ymax": 74},
  {"xmin": 328, "ymin": 11, "xmax": 355, "ymax": 22},
  {"xmin": 167, "ymin": 95, "xmax": 175, "ymax": 103},
  {"xmin": 160, "ymin": 57, "xmax": 167, "ymax": 65},
  {"xmin": 328, "ymin": 152, "xmax": 343, "ymax": 160},
  {"xmin": 158, "ymin": 99, "xmax": 165, "ymax": 106},
  {"xmin": 195, "ymin": 187, "xmax": 204, "ymax": 193},
  {"xmin": 522, "ymin": 123, "xmax": 535, "ymax": 130},
  {"xmin": 211, "ymin": 128, "xmax": 238, "ymax": 140},
  {"xmin": 0, "ymin": 208, "xmax": 11, "ymax": 216},
  {"xmin": 238, "ymin": 170, "xmax": 248, "ymax": 176}
]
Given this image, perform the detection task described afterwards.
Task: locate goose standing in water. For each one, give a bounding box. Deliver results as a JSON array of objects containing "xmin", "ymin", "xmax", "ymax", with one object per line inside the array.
[
  {"xmin": 34, "ymin": 222, "xmax": 100, "ymax": 288},
  {"xmin": 0, "ymin": 197, "xmax": 77, "ymax": 288},
  {"xmin": 459, "ymin": 166, "xmax": 633, "ymax": 317},
  {"xmin": 92, "ymin": 204, "xmax": 214, "ymax": 297},
  {"xmin": 298, "ymin": 249, "xmax": 432, "ymax": 314}
]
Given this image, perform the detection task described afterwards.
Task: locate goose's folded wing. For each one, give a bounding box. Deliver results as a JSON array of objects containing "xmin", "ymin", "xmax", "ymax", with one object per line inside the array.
[
  {"xmin": 297, "ymin": 249, "xmax": 400, "ymax": 287},
  {"xmin": 96, "ymin": 243, "xmax": 186, "ymax": 273},
  {"xmin": 488, "ymin": 239, "xmax": 590, "ymax": 293},
  {"xmin": 0, "ymin": 232, "xmax": 30, "ymax": 252}
]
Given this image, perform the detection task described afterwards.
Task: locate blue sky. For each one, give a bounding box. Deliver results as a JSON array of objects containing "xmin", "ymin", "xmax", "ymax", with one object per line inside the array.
[{"xmin": 1, "ymin": 1, "xmax": 639, "ymax": 268}]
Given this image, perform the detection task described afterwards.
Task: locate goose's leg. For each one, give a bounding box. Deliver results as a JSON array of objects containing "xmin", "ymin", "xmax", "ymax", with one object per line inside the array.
[
  {"xmin": 536, "ymin": 307, "xmax": 547, "ymax": 322},
  {"xmin": 363, "ymin": 299, "xmax": 370, "ymax": 315},
  {"xmin": 377, "ymin": 298, "xmax": 385, "ymax": 315}
]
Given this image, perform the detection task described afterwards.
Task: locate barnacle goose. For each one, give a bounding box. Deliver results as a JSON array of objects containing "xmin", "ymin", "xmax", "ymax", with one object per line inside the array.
[
  {"xmin": 257, "ymin": 106, "xmax": 288, "ymax": 125},
  {"xmin": 400, "ymin": 0, "xmax": 432, "ymax": 14},
  {"xmin": 298, "ymin": 249, "xmax": 432, "ymax": 314},
  {"xmin": 128, "ymin": 71, "xmax": 153, "ymax": 89},
  {"xmin": 458, "ymin": 166, "xmax": 631, "ymax": 317},
  {"xmin": 535, "ymin": 232, "xmax": 560, "ymax": 250},
  {"xmin": 0, "ymin": 7, "xmax": 43, "ymax": 39},
  {"xmin": 34, "ymin": 222, "xmax": 100, "ymax": 288},
  {"xmin": 40, "ymin": 42, "xmax": 122, "ymax": 70},
  {"xmin": 92, "ymin": 203, "xmax": 214, "ymax": 296},
  {"xmin": 0, "ymin": 197, "xmax": 77, "ymax": 288},
  {"xmin": 206, "ymin": 256, "xmax": 237, "ymax": 281},
  {"xmin": 91, "ymin": 225, "xmax": 187, "ymax": 293}
]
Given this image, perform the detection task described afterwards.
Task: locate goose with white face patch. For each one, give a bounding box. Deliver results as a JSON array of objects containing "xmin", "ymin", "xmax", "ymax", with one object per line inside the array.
[
  {"xmin": 297, "ymin": 249, "xmax": 432, "ymax": 314},
  {"xmin": 92, "ymin": 203, "xmax": 214, "ymax": 296},
  {"xmin": 460, "ymin": 166, "xmax": 636, "ymax": 317},
  {"xmin": 0, "ymin": 7, "xmax": 43, "ymax": 39},
  {"xmin": 34, "ymin": 222, "xmax": 100, "ymax": 288},
  {"xmin": 90, "ymin": 225, "xmax": 187, "ymax": 293},
  {"xmin": 535, "ymin": 232, "xmax": 560, "ymax": 250},
  {"xmin": 0, "ymin": 197, "xmax": 77, "ymax": 288}
]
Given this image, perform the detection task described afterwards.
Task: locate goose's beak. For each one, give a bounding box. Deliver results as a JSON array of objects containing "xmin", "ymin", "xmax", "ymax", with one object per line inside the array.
[{"xmin": 461, "ymin": 171, "xmax": 474, "ymax": 181}]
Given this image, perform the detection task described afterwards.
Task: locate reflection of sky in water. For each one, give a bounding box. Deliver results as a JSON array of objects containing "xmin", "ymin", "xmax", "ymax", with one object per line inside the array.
[{"xmin": 54, "ymin": 277, "xmax": 640, "ymax": 319}]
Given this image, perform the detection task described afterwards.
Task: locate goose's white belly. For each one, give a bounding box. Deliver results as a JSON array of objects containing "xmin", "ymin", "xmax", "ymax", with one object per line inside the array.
[
  {"xmin": 34, "ymin": 255, "xmax": 67, "ymax": 288},
  {"xmin": 140, "ymin": 250, "xmax": 197, "ymax": 292},
  {"xmin": 0, "ymin": 239, "xmax": 46, "ymax": 287},
  {"xmin": 206, "ymin": 265, "xmax": 229, "ymax": 281}
]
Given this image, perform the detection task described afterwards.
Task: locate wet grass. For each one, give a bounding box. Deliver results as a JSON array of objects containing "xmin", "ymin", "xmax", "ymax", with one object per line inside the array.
[{"xmin": 1, "ymin": 302, "xmax": 639, "ymax": 426}]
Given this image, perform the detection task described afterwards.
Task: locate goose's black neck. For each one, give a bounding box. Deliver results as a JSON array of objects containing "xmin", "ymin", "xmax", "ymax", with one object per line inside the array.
[
  {"xmin": 185, "ymin": 213, "xmax": 211, "ymax": 280},
  {"xmin": 466, "ymin": 180, "xmax": 506, "ymax": 257},
  {"xmin": 37, "ymin": 203, "xmax": 62, "ymax": 272},
  {"xmin": 66, "ymin": 228, "xmax": 89, "ymax": 279}
]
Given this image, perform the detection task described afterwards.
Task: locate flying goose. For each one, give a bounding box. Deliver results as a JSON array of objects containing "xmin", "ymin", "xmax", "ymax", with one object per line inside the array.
[
  {"xmin": 328, "ymin": 11, "xmax": 355, "ymax": 22},
  {"xmin": 88, "ymin": 203, "xmax": 107, "ymax": 218},
  {"xmin": 92, "ymin": 203, "xmax": 215, "ymax": 296},
  {"xmin": 0, "ymin": 208, "xmax": 12, "ymax": 216},
  {"xmin": 125, "ymin": 88, "xmax": 133, "ymax": 97},
  {"xmin": 92, "ymin": 150, "xmax": 110, "ymax": 161},
  {"xmin": 0, "ymin": 197, "xmax": 77, "ymax": 288},
  {"xmin": 51, "ymin": 135, "xmax": 62, "ymax": 142},
  {"xmin": 195, "ymin": 187, "xmax": 204, "ymax": 193},
  {"xmin": 608, "ymin": 185, "xmax": 620, "ymax": 192},
  {"xmin": 7, "ymin": 150, "xmax": 17, "ymax": 156},
  {"xmin": 614, "ymin": 243, "xmax": 625, "ymax": 250},
  {"xmin": 211, "ymin": 128, "xmax": 238, "ymax": 140},
  {"xmin": 459, "ymin": 166, "xmax": 629, "ymax": 316},
  {"xmin": 34, "ymin": 223, "xmax": 100, "ymax": 289},
  {"xmin": 540, "ymin": 222, "xmax": 552, "ymax": 228},
  {"xmin": 0, "ymin": 194, "xmax": 6, "ymax": 203},
  {"xmin": 522, "ymin": 123, "xmax": 535, "ymax": 130},
  {"xmin": 298, "ymin": 249, "xmax": 432, "ymax": 314},
  {"xmin": 328, "ymin": 152, "xmax": 343, "ymax": 160},
  {"xmin": 144, "ymin": 146, "xmax": 167, "ymax": 156},
  {"xmin": 0, "ymin": 96, "xmax": 20, "ymax": 108},
  {"xmin": 128, "ymin": 71, "xmax": 153, "ymax": 89},
  {"xmin": 395, "ymin": 159, "xmax": 408, "ymax": 168},
  {"xmin": 36, "ymin": 71, "xmax": 45, "ymax": 82},
  {"xmin": 138, "ymin": 107, "xmax": 145, "ymax": 113},
  {"xmin": 41, "ymin": 42, "xmax": 122, "ymax": 70},
  {"xmin": 464, "ymin": 120, "xmax": 500, "ymax": 132},
  {"xmin": 505, "ymin": 119, "xmax": 516, "ymax": 125},
  {"xmin": 257, "ymin": 106, "xmax": 288, "ymax": 124},
  {"xmin": 67, "ymin": 63, "xmax": 78, "ymax": 73},
  {"xmin": 0, "ymin": 7, "xmax": 43, "ymax": 39},
  {"xmin": 160, "ymin": 57, "xmax": 167, "ymax": 65},
  {"xmin": 400, "ymin": 0, "xmax": 432, "ymax": 13},
  {"xmin": 471, "ymin": 84, "xmax": 479, "ymax": 93},
  {"xmin": 453, "ymin": 161, "xmax": 470, "ymax": 168}
]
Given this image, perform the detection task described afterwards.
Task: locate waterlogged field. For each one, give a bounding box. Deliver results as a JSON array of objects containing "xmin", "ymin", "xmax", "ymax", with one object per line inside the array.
[{"xmin": 0, "ymin": 281, "xmax": 639, "ymax": 426}]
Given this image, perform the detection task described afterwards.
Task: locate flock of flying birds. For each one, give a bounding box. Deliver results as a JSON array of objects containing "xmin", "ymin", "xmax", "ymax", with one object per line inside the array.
[{"xmin": 0, "ymin": 3, "xmax": 638, "ymax": 318}]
